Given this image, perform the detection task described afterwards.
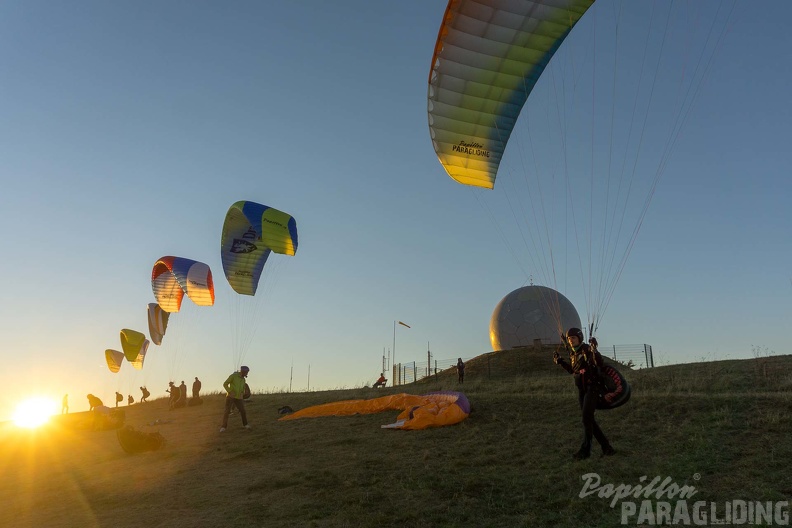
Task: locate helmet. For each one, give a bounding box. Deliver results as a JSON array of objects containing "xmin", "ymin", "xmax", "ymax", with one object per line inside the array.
[
  {"xmin": 240, "ymin": 365, "xmax": 250, "ymax": 372},
  {"xmin": 566, "ymin": 327, "xmax": 584, "ymax": 341}
]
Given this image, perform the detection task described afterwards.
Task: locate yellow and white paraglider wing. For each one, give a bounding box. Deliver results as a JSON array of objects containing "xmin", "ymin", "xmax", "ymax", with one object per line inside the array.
[
  {"xmin": 104, "ymin": 349, "xmax": 125, "ymax": 373},
  {"xmin": 428, "ymin": 0, "xmax": 594, "ymax": 189},
  {"xmin": 279, "ymin": 392, "xmax": 470, "ymax": 431},
  {"xmin": 147, "ymin": 303, "xmax": 170, "ymax": 345},
  {"xmin": 120, "ymin": 329, "xmax": 149, "ymax": 371},
  {"xmin": 151, "ymin": 258, "xmax": 185, "ymax": 312}
]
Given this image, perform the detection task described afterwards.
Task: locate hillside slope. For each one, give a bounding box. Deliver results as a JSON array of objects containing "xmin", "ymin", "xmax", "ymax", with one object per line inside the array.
[{"xmin": 1, "ymin": 353, "xmax": 790, "ymax": 527}]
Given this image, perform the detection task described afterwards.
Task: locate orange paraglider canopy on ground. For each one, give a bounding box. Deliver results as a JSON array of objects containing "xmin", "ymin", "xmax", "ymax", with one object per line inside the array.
[{"xmin": 278, "ymin": 391, "xmax": 470, "ymax": 431}]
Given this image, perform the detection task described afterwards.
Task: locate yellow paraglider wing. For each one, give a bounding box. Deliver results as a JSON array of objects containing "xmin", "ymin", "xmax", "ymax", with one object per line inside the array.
[
  {"xmin": 220, "ymin": 201, "xmax": 298, "ymax": 295},
  {"xmin": 104, "ymin": 349, "xmax": 124, "ymax": 373},
  {"xmin": 428, "ymin": 0, "xmax": 594, "ymax": 189},
  {"xmin": 120, "ymin": 329, "xmax": 149, "ymax": 371}
]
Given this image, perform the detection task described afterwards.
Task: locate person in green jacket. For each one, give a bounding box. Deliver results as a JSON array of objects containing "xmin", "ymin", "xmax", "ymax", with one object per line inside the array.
[{"xmin": 220, "ymin": 366, "xmax": 250, "ymax": 432}]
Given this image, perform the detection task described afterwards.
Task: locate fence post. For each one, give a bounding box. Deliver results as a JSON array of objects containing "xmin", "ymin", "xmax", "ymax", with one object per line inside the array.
[
  {"xmin": 427, "ymin": 348, "xmax": 431, "ymax": 378},
  {"xmin": 613, "ymin": 345, "xmax": 616, "ymax": 361},
  {"xmin": 644, "ymin": 344, "xmax": 649, "ymax": 369}
]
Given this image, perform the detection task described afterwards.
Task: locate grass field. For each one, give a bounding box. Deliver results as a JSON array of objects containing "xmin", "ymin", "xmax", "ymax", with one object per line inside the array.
[{"xmin": 2, "ymin": 350, "xmax": 791, "ymax": 528}]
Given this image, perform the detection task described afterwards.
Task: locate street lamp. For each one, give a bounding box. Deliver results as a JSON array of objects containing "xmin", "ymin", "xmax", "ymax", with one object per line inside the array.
[{"xmin": 393, "ymin": 320, "xmax": 410, "ymax": 385}]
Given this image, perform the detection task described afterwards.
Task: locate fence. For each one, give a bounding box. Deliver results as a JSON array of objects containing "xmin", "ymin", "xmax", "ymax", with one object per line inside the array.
[
  {"xmin": 391, "ymin": 344, "xmax": 653, "ymax": 386},
  {"xmin": 392, "ymin": 356, "xmax": 475, "ymax": 386},
  {"xmin": 600, "ymin": 344, "xmax": 654, "ymax": 369}
]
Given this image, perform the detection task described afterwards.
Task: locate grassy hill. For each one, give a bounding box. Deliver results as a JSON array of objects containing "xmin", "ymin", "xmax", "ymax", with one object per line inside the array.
[{"xmin": 2, "ymin": 350, "xmax": 791, "ymax": 528}]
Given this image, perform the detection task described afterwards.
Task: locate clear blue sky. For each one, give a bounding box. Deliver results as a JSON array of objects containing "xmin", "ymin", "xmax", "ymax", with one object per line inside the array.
[{"xmin": 1, "ymin": 0, "xmax": 789, "ymax": 421}]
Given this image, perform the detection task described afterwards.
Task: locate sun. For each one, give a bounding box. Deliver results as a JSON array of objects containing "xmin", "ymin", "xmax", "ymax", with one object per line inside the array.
[{"xmin": 12, "ymin": 397, "xmax": 58, "ymax": 428}]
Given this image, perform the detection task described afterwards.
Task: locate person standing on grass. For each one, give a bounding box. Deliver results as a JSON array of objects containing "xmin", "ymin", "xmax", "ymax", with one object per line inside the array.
[
  {"xmin": 553, "ymin": 327, "xmax": 616, "ymax": 460},
  {"xmin": 455, "ymin": 358, "xmax": 465, "ymax": 383},
  {"xmin": 62, "ymin": 394, "xmax": 69, "ymax": 414},
  {"xmin": 220, "ymin": 366, "xmax": 251, "ymax": 432},
  {"xmin": 178, "ymin": 381, "xmax": 187, "ymax": 407},
  {"xmin": 192, "ymin": 377, "xmax": 202, "ymax": 399},
  {"xmin": 167, "ymin": 382, "xmax": 178, "ymax": 409}
]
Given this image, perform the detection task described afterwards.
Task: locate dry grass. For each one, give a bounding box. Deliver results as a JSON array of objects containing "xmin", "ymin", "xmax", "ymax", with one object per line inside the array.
[{"xmin": 2, "ymin": 351, "xmax": 791, "ymax": 527}]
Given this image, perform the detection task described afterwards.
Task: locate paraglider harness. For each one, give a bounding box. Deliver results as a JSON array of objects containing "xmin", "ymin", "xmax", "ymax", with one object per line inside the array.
[
  {"xmin": 117, "ymin": 425, "xmax": 165, "ymax": 454},
  {"xmin": 231, "ymin": 383, "xmax": 252, "ymax": 415}
]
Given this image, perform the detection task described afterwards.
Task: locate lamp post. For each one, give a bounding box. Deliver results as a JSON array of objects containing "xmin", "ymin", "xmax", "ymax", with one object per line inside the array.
[{"xmin": 393, "ymin": 320, "xmax": 410, "ymax": 385}]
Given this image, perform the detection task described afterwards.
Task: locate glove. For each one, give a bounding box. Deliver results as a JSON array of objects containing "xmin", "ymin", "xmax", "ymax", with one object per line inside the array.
[{"xmin": 552, "ymin": 352, "xmax": 561, "ymax": 364}]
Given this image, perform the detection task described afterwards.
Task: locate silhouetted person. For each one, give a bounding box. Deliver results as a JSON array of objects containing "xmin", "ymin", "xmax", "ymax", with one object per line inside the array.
[
  {"xmin": 62, "ymin": 394, "xmax": 69, "ymax": 414},
  {"xmin": 140, "ymin": 386, "xmax": 150, "ymax": 403},
  {"xmin": 192, "ymin": 377, "xmax": 202, "ymax": 398},
  {"xmin": 128, "ymin": 394, "xmax": 134, "ymax": 405},
  {"xmin": 167, "ymin": 382, "xmax": 179, "ymax": 410},
  {"xmin": 115, "ymin": 392, "xmax": 123, "ymax": 408},
  {"xmin": 179, "ymin": 381, "xmax": 187, "ymax": 407},
  {"xmin": 87, "ymin": 394, "xmax": 103, "ymax": 411}
]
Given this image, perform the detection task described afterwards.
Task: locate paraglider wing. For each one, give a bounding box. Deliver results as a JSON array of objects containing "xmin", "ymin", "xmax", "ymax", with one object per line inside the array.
[
  {"xmin": 279, "ymin": 391, "xmax": 470, "ymax": 430},
  {"xmin": 147, "ymin": 303, "xmax": 170, "ymax": 345},
  {"xmin": 151, "ymin": 257, "xmax": 184, "ymax": 312},
  {"xmin": 428, "ymin": 0, "xmax": 594, "ymax": 189},
  {"xmin": 120, "ymin": 329, "xmax": 150, "ymax": 371},
  {"xmin": 382, "ymin": 391, "xmax": 470, "ymax": 430},
  {"xmin": 105, "ymin": 349, "xmax": 125, "ymax": 373},
  {"xmin": 220, "ymin": 201, "xmax": 297, "ymax": 296},
  {"xmin": 151, "ymin": 256, "xmax": 215, "ymax": 312}
]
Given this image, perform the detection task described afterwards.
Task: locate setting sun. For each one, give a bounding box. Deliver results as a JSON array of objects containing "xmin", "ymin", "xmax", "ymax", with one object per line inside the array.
[{"xmin": 12, "ymin": 397, "xmax": 58, "ymax": 428}]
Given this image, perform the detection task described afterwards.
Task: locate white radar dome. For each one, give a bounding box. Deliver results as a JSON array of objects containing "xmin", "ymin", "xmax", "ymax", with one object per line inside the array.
[{"xmin": 489, "ymin": 285, "xmax": 581, "ymax": 350}]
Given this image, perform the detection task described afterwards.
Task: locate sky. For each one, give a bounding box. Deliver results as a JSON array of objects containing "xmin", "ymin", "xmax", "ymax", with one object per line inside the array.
[{"xmin": 1, "ymin": 0, "xmax": 790, "ymax": 422}]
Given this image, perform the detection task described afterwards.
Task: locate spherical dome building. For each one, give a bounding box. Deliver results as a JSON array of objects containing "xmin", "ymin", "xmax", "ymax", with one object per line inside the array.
[{"xmin": 489, "ymin": 285, "xmax": 582, "ymax": 350}]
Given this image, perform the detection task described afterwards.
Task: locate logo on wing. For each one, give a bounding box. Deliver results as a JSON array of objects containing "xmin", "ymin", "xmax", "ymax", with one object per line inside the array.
[{"xmin": 231, "ymin": 239, "xmax": 258, "ymax": 254}]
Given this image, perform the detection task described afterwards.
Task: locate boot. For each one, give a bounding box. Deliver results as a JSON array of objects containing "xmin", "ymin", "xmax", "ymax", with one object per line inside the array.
[{"xmin": 572, "ymin": 449, "xmax": 590, "ymax": 460}]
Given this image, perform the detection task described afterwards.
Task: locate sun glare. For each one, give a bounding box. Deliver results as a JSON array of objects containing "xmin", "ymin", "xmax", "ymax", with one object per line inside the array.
[{"xmin": 13, "ymin": 397, "xmax": 58, "ymax": 428}]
